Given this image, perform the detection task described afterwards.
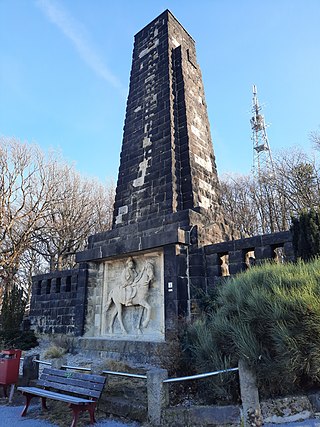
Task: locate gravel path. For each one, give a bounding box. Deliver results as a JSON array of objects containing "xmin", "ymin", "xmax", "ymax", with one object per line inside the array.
[
  {"xmin": 3, "ymin": 405, "xmax": 320, "ymax": 427},
  {"xmin": 264, "ymin": 420, "xmax": 320, "ymax": 427},
  {"xmin": 0, "ymin": 405, "xmax": 140, "ymax": 427}
]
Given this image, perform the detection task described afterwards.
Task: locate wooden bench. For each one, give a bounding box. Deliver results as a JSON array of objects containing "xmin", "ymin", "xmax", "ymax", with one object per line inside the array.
[{"xmin": 18, "ymin": 367, "xmax": 106, "ymax": 427}]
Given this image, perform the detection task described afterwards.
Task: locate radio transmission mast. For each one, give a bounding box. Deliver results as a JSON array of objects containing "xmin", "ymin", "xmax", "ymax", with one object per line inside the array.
[
  {"xmin": 250, "ymin": 85, "xmax": 278, "ymax": 233},
  {"xmin": 250, "ymin": 84, "xmax": 274, "ymax": 179}
]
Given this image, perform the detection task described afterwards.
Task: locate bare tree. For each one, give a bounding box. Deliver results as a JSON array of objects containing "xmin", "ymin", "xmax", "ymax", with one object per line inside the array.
[
  {"xmin": 220, "ymin": 174, "xmax": 260, "ymax": 237},
  {"xmin": 310, "ymin": 128, "xmax": 320, "ymax": 151},
  {"xmin": 32, "ymin": 164, "xmax": 115, "ymax": 272},
  {"xmin": 0, "ymin": 137, "xmax": 59, "ymax": 295},
  {"xmin": 274, "ymin": 149, "xmax": 320, "ymax": 219},
  {"xmin": 221, "ymin": 147, "xmax": 320, "ymax": 237},
  {"xmin": 0, "ymin": 137, "xmax": 115, "ymax": 307},
  {"xmin": 91, "ymin": 178, "xmax": 115, "ymax": 233}
]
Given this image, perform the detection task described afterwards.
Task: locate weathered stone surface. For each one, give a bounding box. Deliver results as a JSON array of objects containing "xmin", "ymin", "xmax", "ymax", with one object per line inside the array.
[
  {"xmin": 261, "ymin": 395, "xmax": 313, "ymax": 424},
  {"xmin": 147, "ymin": 368, "xmax": 168, "ymax": 425},
  {"xmin": 84, "ymin": 250, "xmax": 164, "ymax": 342},
  {"xmin": 111, "ymin": 10, "xmax": 232, "ymax": 245},
  {"xmin": 21, "ymin": 354, "xmax": 39, "ymax": 386},
  {"xmin": 308, "ymin": 392, "xmax": 320, "ymax": 412},
  {"xmin": 162, "ymin": 405, "xmax": 240, "ymax": 426},
  {"xmin": 188, "ymin": 405, "xmax": 240, "ymax": 426},
  {"xmin": 77, "ymin": 337, "xmax": 179, "ymax": 367},
  {"xmin": 99, "ymin": 395, "xmax": 147, "ymax": 422},
  {"xmin": 29, "ymin": 268, "xmax": 85, "ymax": 336}
]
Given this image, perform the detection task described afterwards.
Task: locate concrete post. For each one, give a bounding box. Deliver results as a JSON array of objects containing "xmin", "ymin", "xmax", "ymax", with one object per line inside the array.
[
  {"xmin": 22, "ymin": 354, "xmax": 39, "ymax": 386},
  {"xmin": 147, "ymin": 368, "xmax": 169, "ymax": 426},
  {"xmin": 238, "ymin": 359, "xmax": 263, "ymax": 427}
]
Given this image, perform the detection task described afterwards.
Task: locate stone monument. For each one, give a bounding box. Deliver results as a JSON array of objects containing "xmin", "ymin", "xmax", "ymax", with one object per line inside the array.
[
  {"xmin": 75, "ymin": 9, "xmax": 233, "ymax": 350},
  {"xmin": 30, "ymin": 10, "xmax": 295, "ymax": 364}
]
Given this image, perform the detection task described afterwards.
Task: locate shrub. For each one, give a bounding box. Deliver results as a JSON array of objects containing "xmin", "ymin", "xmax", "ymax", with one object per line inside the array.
[
  {"xmin": 0, "ymin": 330, "xmax": 38, "ymax": 350},
  {"xmin": 291, "ymin": 208, "xmax": 320, "ymax": 261},
  {"xmin": 185, "ymin": 258, "xmax": 320, "ymax": 400}
]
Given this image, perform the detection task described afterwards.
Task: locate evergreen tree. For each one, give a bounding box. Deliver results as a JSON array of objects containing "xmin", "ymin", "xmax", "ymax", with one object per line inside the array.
[
  {"xmin": 0, "ymin": 284, "xmax": 26, "ymax": 332},
  {"xmin": 291, "ymin": 208, "xmax": 320, "ymax": 261}
]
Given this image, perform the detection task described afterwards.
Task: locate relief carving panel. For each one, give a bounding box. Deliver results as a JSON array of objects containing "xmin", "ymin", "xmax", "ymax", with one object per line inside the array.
[{"xmin": 84, "ymin": 251, "xmax": 164, "ymax": 342}]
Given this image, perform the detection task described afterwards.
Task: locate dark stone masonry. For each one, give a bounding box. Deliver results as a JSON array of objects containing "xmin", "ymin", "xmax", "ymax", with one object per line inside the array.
[{"xmin": 29, "ymin": 10, "xmax": 294, "ymax": 362}]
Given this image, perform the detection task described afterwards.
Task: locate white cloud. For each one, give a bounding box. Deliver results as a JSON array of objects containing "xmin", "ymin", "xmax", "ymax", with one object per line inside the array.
[{"xmin": 36, "ymin": 0, "xmax": 126, "ymax": 95}]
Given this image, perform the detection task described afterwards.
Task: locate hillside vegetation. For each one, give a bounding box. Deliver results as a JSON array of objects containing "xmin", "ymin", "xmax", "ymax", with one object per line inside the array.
[{"xmin": 186, "ymin": 258, "xmax": 320, "ymax": 401}]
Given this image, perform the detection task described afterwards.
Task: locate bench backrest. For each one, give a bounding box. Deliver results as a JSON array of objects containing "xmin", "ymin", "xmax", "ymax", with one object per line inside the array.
[{"xmin": 37, "ymin": 368, "xmax": 106, "ymax": 401}]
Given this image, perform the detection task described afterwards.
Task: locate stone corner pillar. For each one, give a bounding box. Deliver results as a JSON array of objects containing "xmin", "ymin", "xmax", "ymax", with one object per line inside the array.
[
  {"xmin": 147, "ymin": 367, "xmax": 169, "ymax": 426},
  {"xmin": 238, "ymin": 359, "xmax": 263, "ymax": 427},
  {"xmin": 22, "ymin": 354, "xmax": 39, "ymax": 386}
]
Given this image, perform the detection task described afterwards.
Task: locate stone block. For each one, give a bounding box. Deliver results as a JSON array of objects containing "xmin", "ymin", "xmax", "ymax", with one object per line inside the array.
[
  {"xmin": 21, "ymin": 354, "xmax": 39, "ymax": 386},
  {"xmin": 284, "ymin": 241, "xmax": 295, "ymax": 260},
  {"xmin": 188, "ymin": 405, "xmax": 241, "ymax": 426},
  {"xmin": 204, "ymin": 240, "xmax": 235, "ymax": 254},
  {"xmin": 76, "ymin": 247, "xmax": 102, "ymax": 262},
  {"xmin": 261, "ymin": 230, "xmax": 292, "ymax": 245},
  {"xmin": 234, "ymin": 235, "xmax": 262, "ymax": 250},
  {"xmin": 176, "ymin": 255, "xmax": 187, "ymax": 276},
  {"xmin": 229, "ymin": 263, "xmax": 245, "ymax": 275},
  {"xmin": 229, "ymin": 250, "xmax": 244, "ymax": 264},
  {"xmin": 255, "ymin": 245, "xmax": 274, "ymax": 261},
  {"xmin": 239, "ymin": 359, "xmax": 262, "ymax": 426}
]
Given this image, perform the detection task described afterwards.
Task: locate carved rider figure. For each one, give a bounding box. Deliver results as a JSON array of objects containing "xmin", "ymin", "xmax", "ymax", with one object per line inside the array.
[{"xmin": 121, "ymin": 257, "xmax": 138, "ymax": 306}]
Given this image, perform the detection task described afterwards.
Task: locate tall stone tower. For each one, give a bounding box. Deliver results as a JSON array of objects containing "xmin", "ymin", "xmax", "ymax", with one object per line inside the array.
[
  {"xmin": 29, "ymin": 10, "xmax": 294, "ymax": 360},
  {"xmin": 112, "ymin": 10, "xmax": 230, "ymax": 244},
  {"xmin": 75, "ymin": 9, "xmax": 233, "ymax": 351}
]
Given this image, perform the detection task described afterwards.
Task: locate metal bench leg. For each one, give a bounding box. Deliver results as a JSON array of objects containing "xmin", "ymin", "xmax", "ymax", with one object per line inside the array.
[
  {"xmin": 8, "ymin": 384, "xmax": 15, "ymax": 403},
  {"xmin": 41, "ymin": 396, "xmax": 48, "ymax": 410},
  {"xmin": 87, "ymin": 402, "xmax": 97, "ymax": 424},
  {"xmin": 69, "ymin": 404, "xmax": 81, "ymax": 427},
  {"xmin": 21, "ymin": 393, "xmax": 34, "ymax": 416},
  {"xmin": 2, "ymin": 385, "xmax": 8, "ymax": 398}
]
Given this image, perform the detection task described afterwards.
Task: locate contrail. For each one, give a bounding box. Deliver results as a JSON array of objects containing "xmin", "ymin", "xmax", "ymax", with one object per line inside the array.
[{"xmin": 36, "ymin": 0, "xmax": 126, "ymax": 95}]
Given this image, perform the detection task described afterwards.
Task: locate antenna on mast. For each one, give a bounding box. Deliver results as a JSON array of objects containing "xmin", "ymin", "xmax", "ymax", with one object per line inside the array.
[
  {"xmin": 250, "ymin": 85, "xmax": 278, "ymax": 233},
  {"xmin": 250, "ymin": 85, "xmax": 274, "ymax": 179}
]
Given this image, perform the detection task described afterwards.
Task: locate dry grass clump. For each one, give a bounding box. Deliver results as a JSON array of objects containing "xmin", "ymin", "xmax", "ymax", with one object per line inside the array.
[
  {"xmin": 44, "ymin": 345, "xmax": 66, "ymax": 359},
  {"xmin": 101, "ymin": 358, "xmax": 139, "ymax": 374},
  {"xmin": 51, "ymin": 334, "xmax": 77, "ymax": 354}
]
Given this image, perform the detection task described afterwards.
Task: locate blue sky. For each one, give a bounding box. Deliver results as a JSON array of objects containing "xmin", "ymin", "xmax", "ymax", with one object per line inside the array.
[{"xmin": 1, "ymin": 0, "xmax": 319, "ymax": 182}]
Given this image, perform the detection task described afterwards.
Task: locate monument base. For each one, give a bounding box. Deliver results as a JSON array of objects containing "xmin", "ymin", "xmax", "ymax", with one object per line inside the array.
[{"xmin": 78, "ymin": 337, "xmax": 180, "ymax": 369}]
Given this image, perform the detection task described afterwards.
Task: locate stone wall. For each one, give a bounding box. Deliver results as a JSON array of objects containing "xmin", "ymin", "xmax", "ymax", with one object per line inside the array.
[
  {"xmin": 29, "ymin": 264, "xmax": 87, "ymax": 335},
  {"xmin": 203, "ymin": 230, "xmax": 294, "ymax": 286},
  {"xmin": 28, "ymin": 230, "xmax": 294, "ymax": 338}
]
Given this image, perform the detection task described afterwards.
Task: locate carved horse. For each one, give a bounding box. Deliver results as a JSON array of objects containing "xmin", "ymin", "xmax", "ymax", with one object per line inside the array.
[{"xmin": 105, "ymin": 261, "xmax": 154, "ymax": 334}]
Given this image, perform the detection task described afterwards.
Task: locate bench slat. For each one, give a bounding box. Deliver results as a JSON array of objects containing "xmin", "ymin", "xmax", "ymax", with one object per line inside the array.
[
  {"xmin": 33, "ymin": 368, "xmax": 106, "ymax": 400},
  {"xmin": 17, "ymin": 387, "xmax": 94, "ymax": 404},
  {"xmin": 39, "ymin": 372, "xmax": 105, "ymax": 393},
  {"xmin": 37, "ymin": 379, "xmax": 101, "ymax": 399},
  {"xmin": 43, "ymin": 368, "xmax": 105, "ymax": 384}
]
